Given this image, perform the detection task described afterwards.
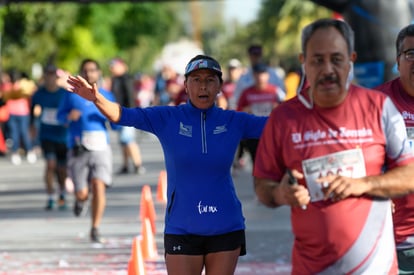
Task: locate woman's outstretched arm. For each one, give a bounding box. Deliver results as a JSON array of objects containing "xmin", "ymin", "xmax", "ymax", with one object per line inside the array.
[{"xmin": 67, "ymin": 75, "xmax": 122, "ymax": 122}]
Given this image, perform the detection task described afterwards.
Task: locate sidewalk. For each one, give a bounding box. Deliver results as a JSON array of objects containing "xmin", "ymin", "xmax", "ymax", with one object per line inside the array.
[{"xmin": 0, "ymin": 131, "xmax": 293, "ymax": 275}]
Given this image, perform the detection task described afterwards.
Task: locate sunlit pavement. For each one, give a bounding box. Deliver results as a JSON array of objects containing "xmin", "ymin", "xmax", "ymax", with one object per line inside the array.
[{"xmin": 0, "ymin": 132, "xmax": 293, "ymax": 274}]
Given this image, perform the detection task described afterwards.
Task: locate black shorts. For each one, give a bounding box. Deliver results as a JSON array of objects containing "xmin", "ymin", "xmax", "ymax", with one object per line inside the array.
[
  {"xmin": 41, "ymin": 140, "xmax": 68, "ymax": 166},
  {"xmin": 164, "ymin": 230, "xmax": 246, "ymax": 256}
]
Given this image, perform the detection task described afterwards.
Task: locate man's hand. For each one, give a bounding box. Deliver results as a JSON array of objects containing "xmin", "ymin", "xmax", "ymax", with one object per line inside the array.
[
  {"xmin": 279, "ymin": 169, "xmax": 310, "ymax": 209},
  {"xmin": 317, "ymin": 174, "xmax": 369, "ymax": 201}
]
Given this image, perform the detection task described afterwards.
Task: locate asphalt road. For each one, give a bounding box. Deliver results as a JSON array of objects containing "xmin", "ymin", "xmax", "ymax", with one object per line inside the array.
[{"xmin": 0, "ymin": 131, "xmax": 293, "ymax": 275}]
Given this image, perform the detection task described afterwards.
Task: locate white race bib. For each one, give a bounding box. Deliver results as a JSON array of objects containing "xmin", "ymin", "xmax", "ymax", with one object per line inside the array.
[
  {"xmin": 81, "ymin": 131, "xmax": 108, "ymax": 151},
  {"xmin": 251, "ymin": 102, "xmax": 274, "ymax": 116},
  {"xmin": 41, "ymin": 108, "xmax": 59, "ymax": 125},
  {"xmin": 302, "ymin": 148, "xmax": 366, "ymax": 202}
]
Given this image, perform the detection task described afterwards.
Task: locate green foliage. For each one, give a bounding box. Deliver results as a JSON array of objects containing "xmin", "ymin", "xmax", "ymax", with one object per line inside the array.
[
  {"xmin": 0, "ymin": 2, "xmax": 184, "ymax": 76},
  {"xmin": 257, "ymin": 0, "xmax": 331, "ymax": 68},
  {"xmin": 1, "ymin": 3, "xmax": 80, "ymax": 73},
  {"xmin": 3, "ymin": 6, "xmax": 26, "ymax": 46},
  {"xmin": 0, "ymin": 0, "xmax": 332, "ymax": 79},
  {"xmin": 215, "ymin": 0, "xmax": 331, "ymax": 71}
]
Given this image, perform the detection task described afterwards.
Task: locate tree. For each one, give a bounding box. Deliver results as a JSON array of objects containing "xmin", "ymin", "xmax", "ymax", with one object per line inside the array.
[
  {"xmin": 0, "ymin": 2, "xmax": 186, "ymax": 75},
  {"xmin": 218, "ymin": 0, "xmax": 331, "ymax": 70}
]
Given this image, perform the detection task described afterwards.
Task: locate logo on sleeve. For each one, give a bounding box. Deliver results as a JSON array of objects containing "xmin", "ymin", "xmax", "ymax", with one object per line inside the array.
[
  {"xmin": 179, "ymin": 122, "xmax": 192, "ymax": 137},
  {"xmin": 213, "ymin": 124, "xmax": 227, "ymax": 134}
]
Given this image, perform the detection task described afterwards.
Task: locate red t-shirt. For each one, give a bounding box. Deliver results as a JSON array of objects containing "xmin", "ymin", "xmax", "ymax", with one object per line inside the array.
[
  {"xmin": 254, "ymin": 84, "xmax": 413, "ymax": 274},
  {"xmin": 237, "ymin": 84, "xmax": 281, "ymax": 116},
  {"xmin": 376, "ymin": 78, "xmax": 414, "ymax": 248}
]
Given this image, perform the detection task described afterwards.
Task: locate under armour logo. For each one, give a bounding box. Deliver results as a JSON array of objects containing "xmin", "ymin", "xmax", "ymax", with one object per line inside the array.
[{"xmin": 173, "ymin": 245, "xmax": 181, "ymax": 251}]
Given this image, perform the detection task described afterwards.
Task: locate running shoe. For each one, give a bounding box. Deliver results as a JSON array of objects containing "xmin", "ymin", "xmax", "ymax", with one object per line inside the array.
[
  {"xmin": 45, "ymin": 199, "xmax": 54, "ymax": 210},
  {"xmin": 73, "ymin": 200, "xmax": 87, "ymax": 217},
  {"xmin": 90, "ymin": 227, "xmax": 104, "ymax": 243},
  {"xmin": 58, "ymin": 196, "xmax": 67, "ymax": 210},
  {"xmin": 116, "ymin": 166, "xmax": 129, "ymax": 175},
  {"xmin": 11, "ymin": 153, "xmax": 22, "ymax": 165},
  {"xmin": 26, "ymin": 151, "xmax": 37, "ymax": 164},
  {"xmin": 134, "ymin": 165, "xmax": 146, "ymax": 175}
]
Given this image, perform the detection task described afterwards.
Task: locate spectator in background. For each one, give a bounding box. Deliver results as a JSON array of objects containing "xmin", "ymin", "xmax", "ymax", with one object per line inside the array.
[
  {"xmin": 165, "ymin": 75, "xmax": 186, "ymax": 106},
  {"xmin": 232, "ymin": 45, "xmax": 286, "ymax": 171},
  {"xmin": 284, "ymin": 65, "xmax": 302, "ymax": 100},
  {"xmin": 31, "ymin": 64, "xmax": 68, "ymax": 211},
  {"xmin": 222, "ymin": 58, "xmax": 243, "ymax": 110},
  {"xmin": 0, "ymin": 72, "xmax": 11, "ymax": 155},
  {"xmin": 221, "ymin": 58, "xmax": 245, "ymax": 170},
  {"xmin": 3, "ymin": 69, "xmax": 37, "ymax": 165},
  {"xmin": 153, "ymin": 64, "xmax": 178, "ymax": 106},
  {"xmin": 134, "ymin": 73, "xmax": 155, "ymax": 108},
  {"xmin": 233, "ymin": 44, "xmax": 286, "ymax": 109},
  {"xmin": 237, "ymin": 62, "xmax": 283, "ymax": 165},
  {"xmin": 109, "ymin": 58, "xmax": 145, "ymax": 175}
]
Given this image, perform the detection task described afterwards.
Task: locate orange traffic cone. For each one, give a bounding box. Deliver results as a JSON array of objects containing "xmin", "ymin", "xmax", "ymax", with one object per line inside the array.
[
  {"xmin": 139, "ymin": 185, "xmax": 156, "ymax": 233},
  {"xmin": 156, "ymin": 170, "xmax": 167, "ymax": 204},
  {"xmin": 127, "ymin": 236, "xmax": 146, "ymax": 275},
  {"xmin": 141, "ymin": 217, "xmax": 158, "ymax": 260}
]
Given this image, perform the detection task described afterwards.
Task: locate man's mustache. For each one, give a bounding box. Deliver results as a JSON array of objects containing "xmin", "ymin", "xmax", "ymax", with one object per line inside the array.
[{"xmin": 318, "ymin": 75, "xmax": 338, "ymax": 84}]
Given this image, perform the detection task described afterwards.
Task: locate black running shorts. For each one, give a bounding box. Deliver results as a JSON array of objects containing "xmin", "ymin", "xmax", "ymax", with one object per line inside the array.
[{"xmin": 164, "ymin": 229, "xmax": 246, "ymax": 256}]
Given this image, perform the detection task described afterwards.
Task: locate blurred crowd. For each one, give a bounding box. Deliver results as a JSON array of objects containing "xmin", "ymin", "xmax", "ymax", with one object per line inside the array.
[
  {"xmin": 0, "ymin": 44, "xmax": 300, "ymax": 225},
  {"xmin": 0, "ymin": 44, "xmax": 300, "ymax": 167}
]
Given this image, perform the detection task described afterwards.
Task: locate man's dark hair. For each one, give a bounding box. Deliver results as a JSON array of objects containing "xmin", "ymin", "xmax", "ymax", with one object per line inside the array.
[
  {"xmin": 396, "ymin": 24, "xmax": 414, "ymax": 56},
  {"xmin": 79, "ymin": 58, "xmax": 100, "ymax": 73},
  {"xmin": 301, "ymin": 18, "xmax": 354, "ymax": 57}
]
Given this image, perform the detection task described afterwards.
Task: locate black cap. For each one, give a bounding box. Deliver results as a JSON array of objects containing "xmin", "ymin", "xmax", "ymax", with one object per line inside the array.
[
  {"xmin": 248, "ymin": 45, "xmax": 262, "ymax": 55},
  {"xmin": 184, "ymin": 55, "xmax": 222, "ymax": 78},
  {"xmin": 252, "ymin": 63, "xmax": 268, "ymax": 73}
]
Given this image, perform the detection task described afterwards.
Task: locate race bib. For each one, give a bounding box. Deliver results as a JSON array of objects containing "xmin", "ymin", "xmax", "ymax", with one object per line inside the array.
[
  {"xmin": 81, "ymin": 131, "xmax": 108, "ymax": 151},
  {"xmin": 302, "ymin": 148, "xmax": 366, "ymax": 202},
  {"xmin": 251, "ymin": 102, "xmax": 274, "ymax": 116},
  {"xmin": 41, "ymin": 108, "xmax": 59, "ymax": 125}
]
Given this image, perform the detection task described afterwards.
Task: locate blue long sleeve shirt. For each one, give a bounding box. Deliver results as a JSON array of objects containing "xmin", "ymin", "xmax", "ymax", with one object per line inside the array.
[
  {"xmin": 119, "ymin": 102, "xmax": 267, "ymax": 235},
  {"xmin": 57, "ymin": 88, "xmax": 119, "ymax": 149}
]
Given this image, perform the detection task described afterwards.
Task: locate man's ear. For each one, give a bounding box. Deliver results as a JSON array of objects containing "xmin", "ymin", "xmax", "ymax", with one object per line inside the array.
[
  {"xmin": 351, "ymin": 51, "xmax": 357, "ymax": 62},
  {"xmin": 299, "ymin": 53, "xmax": 305, "ymax": 64},
  {"xmin": 299, "ymin": 53, "xmax": 305, "ymax": 75}
]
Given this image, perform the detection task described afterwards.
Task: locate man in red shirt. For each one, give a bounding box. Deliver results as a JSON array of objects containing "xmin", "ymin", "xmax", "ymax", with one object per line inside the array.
[
  {"xmin": 254, "ymin": 18, "xmax": 414, "ymax": 275},
  {"xmin": 375, "ymin": 24, "xmax": 414, "ymax": 275},
  {"xmin": 237, "ymin": 62, "xmax": 283, "ymax": 164}
]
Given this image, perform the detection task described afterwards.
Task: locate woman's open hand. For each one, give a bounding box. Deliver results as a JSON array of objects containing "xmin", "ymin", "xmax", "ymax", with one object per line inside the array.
[{"xmin": 67, "ymin": 75, "xmax": 98, "ymax": 102}]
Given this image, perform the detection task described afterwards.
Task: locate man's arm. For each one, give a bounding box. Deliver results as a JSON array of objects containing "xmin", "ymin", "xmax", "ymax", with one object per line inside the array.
[
  {"xmin": 254, "ymin": 178, "xmax": 285, "ymax": 208},
  {"xmin": 366, "ymin": 162, "xmax": 414, "ymax": 197}
]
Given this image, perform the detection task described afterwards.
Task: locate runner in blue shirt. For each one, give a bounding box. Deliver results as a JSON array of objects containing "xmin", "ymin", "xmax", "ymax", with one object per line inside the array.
[
  {"xmin": 57, "ymin": 59, "xmax": 119, "ymax": 243},
  {"xmin": 66, "ymin": 55, "xmax": 267, "ymax": 275},
  {"xmin": 31, "ymin": 64, "xmax": 68, "ymax": 211}
]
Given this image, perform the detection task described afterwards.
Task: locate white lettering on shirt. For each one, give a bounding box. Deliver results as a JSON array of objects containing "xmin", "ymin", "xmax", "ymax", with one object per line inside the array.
[
  {"xmin": 402, "ymin": 111, "xmax": 414, "ymax": 121},
  {"xmin": 293, "ymin": 127, "xmax": 374, "ymax": 149},
  {"xmin": 197, "ymin": 201, "xmax": 218, "ymax": 214}
]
